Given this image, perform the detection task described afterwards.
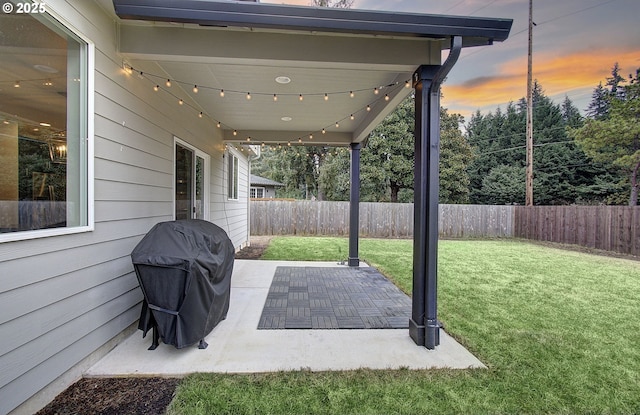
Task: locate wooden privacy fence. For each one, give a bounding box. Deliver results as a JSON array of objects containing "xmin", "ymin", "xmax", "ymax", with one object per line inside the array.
[
  {"xmin": 250, "ymin": 200, "xmax": 513, "ymax": 239},
  {"xmin": 514, "ymin": 205, "xmax": 640, "ymax": 257},
  {"xmin": 251, "ymin": 201, "xmax": 639, "ymax": 256}
]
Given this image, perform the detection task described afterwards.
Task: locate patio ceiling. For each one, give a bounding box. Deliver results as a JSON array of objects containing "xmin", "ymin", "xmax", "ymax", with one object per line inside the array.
[{"xmin": 109, "ymin": 0, "xmax": 512, "ymax": 147}]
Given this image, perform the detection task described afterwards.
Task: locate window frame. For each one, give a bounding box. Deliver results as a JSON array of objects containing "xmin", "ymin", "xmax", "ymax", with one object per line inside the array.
[
  {"xmin": 0, "ymin": 7, "xmax": 95, "ymax": 244},
  {"xmin": 227, "ymin": 150, "xmax": 239, "ymax": 201},
  {"xmin": 250, "ymin": 187, "xmax": 265, "ymax": 199}
]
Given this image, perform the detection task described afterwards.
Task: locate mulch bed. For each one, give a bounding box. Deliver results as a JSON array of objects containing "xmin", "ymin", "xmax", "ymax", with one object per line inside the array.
[{"xmin": 36, "ymin": 378, "xmax": 180, "ymax": 415}]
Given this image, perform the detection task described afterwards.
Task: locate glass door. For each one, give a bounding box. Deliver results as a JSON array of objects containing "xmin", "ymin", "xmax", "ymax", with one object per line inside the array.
[
  {"xmin": 175, "ymin": 139, "xmax": 209, "ymax": 220},
  {"xmin": 175, "ymin": 143, "xmax": 193, "ymax": 220}
]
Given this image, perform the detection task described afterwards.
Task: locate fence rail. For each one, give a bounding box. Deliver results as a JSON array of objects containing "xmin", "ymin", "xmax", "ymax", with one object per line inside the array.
[
  {"xmin": 250, "ymin": 200, "xmax": 640, "ymax": 257},
  {"xmin": 250, "ymin": 201, "xmax": 513, "ymax": 239}
]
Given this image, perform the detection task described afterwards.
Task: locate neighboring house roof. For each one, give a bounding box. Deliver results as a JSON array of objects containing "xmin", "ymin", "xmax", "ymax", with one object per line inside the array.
[{"xmin": 250, "ymin": 174, "xmax": 284, "ymax": 187}]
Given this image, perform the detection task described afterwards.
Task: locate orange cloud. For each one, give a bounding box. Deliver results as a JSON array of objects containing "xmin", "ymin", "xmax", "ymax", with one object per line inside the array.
[{"xmin": 443, "ymin": 48, "xmax": 639, "ymax": 119}]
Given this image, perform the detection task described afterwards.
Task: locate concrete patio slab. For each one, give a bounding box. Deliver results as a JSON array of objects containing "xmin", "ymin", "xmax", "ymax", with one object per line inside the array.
[{"xmin": 86, "ymin": 260, "xmax": 485, "ymax": 377}]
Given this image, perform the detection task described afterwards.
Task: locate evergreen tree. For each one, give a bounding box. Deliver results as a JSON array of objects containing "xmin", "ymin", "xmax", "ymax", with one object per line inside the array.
[
  {"xmin": 467, "ymin": 81, "xmax": 614, "ymax": 205},
  {"xmin": 571, "ymin": 68, "xmax": 640, "ymax": 205}
]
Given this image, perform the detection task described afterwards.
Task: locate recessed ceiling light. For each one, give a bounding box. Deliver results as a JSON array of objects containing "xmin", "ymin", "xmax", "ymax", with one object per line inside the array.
[
  {"xmin": 281, "ymin": 116, "xmax": 292, "ymax": 122},
  {"xmin": 39, "ymin": 122, "xmax": 51, "ymax": 127},
  {"xmin": 34, "ymin": 64, "xmax": 58, "ymax": 73},
  {"xmin": 275, "ymin": 76, "xmax": 291, "ymax": 84}
]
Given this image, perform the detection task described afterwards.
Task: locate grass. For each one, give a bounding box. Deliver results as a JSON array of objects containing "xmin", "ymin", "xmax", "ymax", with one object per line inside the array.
[{"xmin": 168, "ymin": 237, "xmax": 640, "ymax": 415}]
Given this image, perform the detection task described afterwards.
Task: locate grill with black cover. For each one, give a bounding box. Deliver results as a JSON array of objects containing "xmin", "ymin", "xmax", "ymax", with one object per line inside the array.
[{"xmin": 131, "ymin": 219, "xmax": 234, "ymax": 350}]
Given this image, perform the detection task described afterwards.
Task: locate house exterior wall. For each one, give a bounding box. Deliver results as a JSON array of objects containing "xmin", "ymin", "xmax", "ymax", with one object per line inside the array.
[{"xmin": 0, "ymin": 1, "xmax": 249, "ymax": 414}]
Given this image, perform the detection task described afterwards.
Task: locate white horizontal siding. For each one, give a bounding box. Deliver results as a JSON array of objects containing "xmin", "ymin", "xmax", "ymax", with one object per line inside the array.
[{"xmin": 0, "ymin": 0, "xmax": 249, "ymax": 413}]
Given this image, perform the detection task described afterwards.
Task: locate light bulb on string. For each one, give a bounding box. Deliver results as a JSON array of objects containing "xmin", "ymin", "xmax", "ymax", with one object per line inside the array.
[
  {"xmin": 322, "ymin": 128, "xmax": 326, "ymax": 134},
  {"xmin": 273, "ymin": 94, "xmax": 278, "ymax": 102},
  {"xmin": 216, "ymin": 121, "xmax": 221, "ymax": 128},
  {"xmin": 193, "ymin": 85, "xmax": 199, "ymax": 93},
  {"xmin": 199, "ymin": 112, "xmax": 203, "ymax": 118},
  {"xmin": 350, "ymin": 114, "xmax": 355, "ymax": 120},
  {"xmin": 309, "ymin": 134, "xmax": 313, "ymax": 140},
  {"xmin": 405, "ymin": 80, "xmax": 411, "ymax": 88},
  {"xmin": 374, "ymin": 87, "xmax": 379, "ymax": 95},
  {"xmin": 335, "ymin": 121, "xmax": 339, "ymax": 128},
  {"xmin": 220, "ymin": 90, "xmax": 225, "ymax": 97},
  {"xmin": 178, "ymin": 98, "xmax": 184, "ymax": 105},
  {"xmin": 153, "ymin": 85, "xmax": 159, "ymax": 92},
  {"xmin": 299, "ymin": 94, "xmax": 304, "ymax": 101},
  {"xmin": 246, "ymin": 137, "xmax": 251, "ymax": 142},
  {"xmin": 298, "ymin": 137, "xmax": 302, "ymax": 143},
  {"xmin": 166, "ymin": 79, "xmax": 171, "ymax": 87},
  {"xmin": 349, "ymin": 91, "xmax": 354, "ymax": 98},
  {"xmin": 324, "ymin": 93, "xmax": 329, "ymax": 101},
  {"xmin": 384, "ymin": 94, "xmax": 390, "ymax": 101},
  {"xmin": 233, "ymin": 130, "xmax": 237, "ymax": 136},
  {"xmin": 366, "ymin": 105, "xmax": 371, "ymax": 112},
  {"xmin": 14, "ymin": 81, "xmax": 20, "ymax": 88},
  {"xmin": 246, "ymin": 92, "xmax": 252, "ymax": 100}
]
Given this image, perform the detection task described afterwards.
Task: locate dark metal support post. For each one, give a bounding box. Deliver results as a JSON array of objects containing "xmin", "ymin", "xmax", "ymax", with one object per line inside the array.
[
  {"xmin": 410, "ymin": 36, "xmax": 462, "ymax": 349},
  {"xmin": 348, "ymin": 142, "xmax": 361, "ymax": 267}
]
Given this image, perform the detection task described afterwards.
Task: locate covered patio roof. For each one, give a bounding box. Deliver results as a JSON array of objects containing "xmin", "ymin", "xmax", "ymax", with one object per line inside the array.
[{"xmin": 110, "ymin": 0, "xmax": 512, "ymax": 147}]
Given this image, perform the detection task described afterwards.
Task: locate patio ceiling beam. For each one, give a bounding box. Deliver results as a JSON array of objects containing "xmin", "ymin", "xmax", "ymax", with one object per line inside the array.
[
  {"xmin": 118, "ymin": 25, "xmax": 439, "ymax": 71},
  {"xmin": 112, "ymin": 0, "xmax": 512, "ymax": 47},
  {"xmin": 352, "ymin": 73, "xmax": 413, "ymax": 144},
  {"xmin": 223, "ymin": 130, "xmax": 353, "ymax": 146}
]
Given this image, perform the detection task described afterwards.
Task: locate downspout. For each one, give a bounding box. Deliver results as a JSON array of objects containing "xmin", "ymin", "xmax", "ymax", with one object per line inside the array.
[{"xmin": 411, "ymin": 35, "xmax": 462, "ymax": 350}]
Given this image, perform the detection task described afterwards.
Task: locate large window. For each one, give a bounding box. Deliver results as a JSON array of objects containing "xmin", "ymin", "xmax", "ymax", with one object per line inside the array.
[
  {"xmin": 0, "ymin": 9, "xmax": 91, "ymax": 241},
  {"xmin": 175, "ymin": 138, "xmax": 209, "ymax": 220},
  {"xmin": 227, "ymin": 152, "xmax": 239, "ymax": 200}
]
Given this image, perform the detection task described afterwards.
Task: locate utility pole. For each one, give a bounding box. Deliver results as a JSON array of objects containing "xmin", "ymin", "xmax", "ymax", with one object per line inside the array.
[{"xmin": 525, "ymin": 0, "xmax": 534, "ymax": 206}]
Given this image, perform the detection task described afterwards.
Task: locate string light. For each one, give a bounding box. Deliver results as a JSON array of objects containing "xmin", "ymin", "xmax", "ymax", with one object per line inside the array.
[
  {"xmin": 299, "ymin": 94, "xmax": 304, "ymax": 101},
  {"xmin": 246, "ymin": 137, "xmax": 251, "ymax": 142},
  {"xmin": 349, "ymin": 91, "xmax": 354, "ymax": 98},
  {"xmin": 322, "ymin": 128, "xmax": 326, "ymax": 134},
  {"xmin": 324, "ymin": 93, "xmax": 329, "ymax": 101},
  {"xmin": 233, "ymin": 130, "xmax": 237, "ymax": 136},
  {"xmin": 273, "ymin": 94, "xmax": 278, "ymax": 102},
  {"xmin": 246, "ymin": 92, "xmax": 252, "ymax": 100},
  {"xmin": 178, "ymin": 98, "xmax": 184, "ymax": 105},
  {"xmin": 405, "ymin": 80, "xmax": 411, "ymax": 88},
  {"xmin": 153, "ymin": 85, "xmax": 159, "ymax": 92},
  {"xmin": 335, "ymin": 121, "xmax": 339, "ymax": 128},
  {"xmin": 384, "ymin": 94, "xmax": 390, "ymax": 101},
  {"xmin": 216, "ymin": 121, "xmax": 221, "ymax": 128},
  {"xmin": 220, "ymin": 89, "xmax": 225, "ymax": 97},
  {"xmin": 199, "ymin": 112, "xmax": 203, "ymax": 118},
  {"xmin": 14, "ymin": 81, "xmax": 20, "ymax": 88},
  {"xmin": 309, "ymin": 134, "xmax": 313, "ymax": 140},
  {"xmin": 366, "ymin": 105, "xmax": 371, "ymax": 111},
  {"xmin": 166, "ymin": 79, "xmax": 171, "ymax": 87},
  {"xmin": 298, "ymin": 137, "xmax": 302, "ymax": 143},
  {"xmin": 193, "ymin": 85, "xmax": 199, "ymax": 93},
  {"xmin": 350, "ymin": 114, "xmax": 355, "ymax": 120},
  {"xmin": 374, "ymin": 87, "xmax": 379, "ymax": 95}
]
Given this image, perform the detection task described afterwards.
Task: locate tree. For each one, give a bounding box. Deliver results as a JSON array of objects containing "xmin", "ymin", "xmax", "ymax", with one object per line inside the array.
[
  {"xmin": 571, "ymin": 68, "xmax": 640, "ymax": 205},
  {"xmin": 318, "ymin": 96, "xmax": 472, "ymax": 203},
  {"xmin": 467, "ymin": 81, "xmax": 614, "ymax": 205}
]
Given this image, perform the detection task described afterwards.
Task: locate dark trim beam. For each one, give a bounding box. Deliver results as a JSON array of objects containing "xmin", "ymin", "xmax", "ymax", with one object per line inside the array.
[
  {"xmin": 348, "ymin": 142, "xmax": 361, "ymax": 267},
  {"xmin": 112, "ymin": 0, "xmax": 512, "ymax": 47},
  {"xmin": 410, "ymin": 36, "xmax": 462, "ymax": 349}
]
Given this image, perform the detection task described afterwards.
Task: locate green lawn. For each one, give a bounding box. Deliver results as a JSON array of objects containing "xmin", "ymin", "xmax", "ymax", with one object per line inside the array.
[{"xmin": 168, "ymin": 237, "xmax": 640, "ymax": 415}]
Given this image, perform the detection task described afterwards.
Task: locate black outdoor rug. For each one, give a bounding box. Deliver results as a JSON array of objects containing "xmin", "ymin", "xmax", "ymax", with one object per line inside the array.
[{"xmin": 257, "ymin": 266, "xmax": 411, "ymax": 329}]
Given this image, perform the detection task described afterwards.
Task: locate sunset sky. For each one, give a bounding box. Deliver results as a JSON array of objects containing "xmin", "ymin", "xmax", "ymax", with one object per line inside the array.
[{"xmin": 261, "ymin": 0, "xmax": 640, "ymax": 122}]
